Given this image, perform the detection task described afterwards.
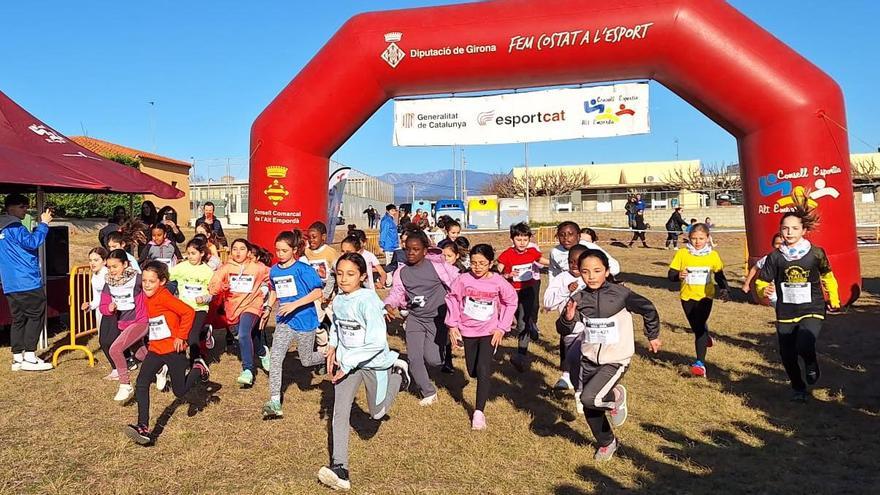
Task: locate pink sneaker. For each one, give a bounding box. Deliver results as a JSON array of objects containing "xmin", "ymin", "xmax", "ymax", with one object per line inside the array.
[
  {"xmin": 103, "ymin": 369, "xmax": 119, "ymax": 381},
  {"xmin": 471, "ymin": 410, "xmax": 487, "ymax": 431}
]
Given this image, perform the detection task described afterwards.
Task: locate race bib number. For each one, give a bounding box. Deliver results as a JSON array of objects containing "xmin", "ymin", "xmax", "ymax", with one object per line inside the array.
[
  {"xmin": 583, "ymin": 317, "xmax": 619, "ymax": 345},
  {"xmin": 273, "ymin": 275, "xmax": 298, "ymax": 298},
  {"xmin": 183, "ymin": 283, "xmax": 206, "ymax": 302},
  {"xmin": 511, "ymin": 263, "xmax": 534, "ymax": 282},
  {"xmin": 410, "ymin": 295, "xmax": 426, "ymax": 309},
  {"xmin": 230, "ymin": 275, "xmax": 255, "ymax": 294},
  {"xmin": 463, "ymin": 297, "xmax": 494, "ymax": 321},
  {"xmin": 337, "ymin": 319, "xmax": 365, "ymax": 347},
  {"xmin": 310, "ymin": 260, "xmax": 330, "ymax": 281},
  {"xmin": 156, "ymin": 257, "xmax": 173, "ymax": 268},
  {"xmin": 109, "ymin": 285, "xmax": 135, "ymax": 311},
  {"xmin": 781, "ymin": 282, "xmax": 812, "ymax": 304},
  {"xmin": 148, "ymin": 315, "xmax": 172, "ymax": 340},
  {"xmin": 685, "ymin": 267, "xmax": 711, "ymax": 286}
]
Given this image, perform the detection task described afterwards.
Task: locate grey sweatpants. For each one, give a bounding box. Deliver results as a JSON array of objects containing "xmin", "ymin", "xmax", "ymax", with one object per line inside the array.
[
  {"xmin": 405, "ymin": 313, "xmax": 445, "ymax": 397},
  {"xmin": 331, "ymin": 368, "xmax": 402, "ymax": 469},
  {"xmin": 269, "ymin": 323, "xmax": 324, "ymax": 399}
]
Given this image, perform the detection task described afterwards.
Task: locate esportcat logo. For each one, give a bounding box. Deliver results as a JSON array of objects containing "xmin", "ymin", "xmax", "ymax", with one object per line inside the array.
[{"xmin": 491, "ymin": 110, "xmax": 566, "ymax": 128}]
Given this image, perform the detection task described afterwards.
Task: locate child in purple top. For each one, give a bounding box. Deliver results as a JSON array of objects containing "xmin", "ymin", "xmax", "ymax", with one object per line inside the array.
[
  {"xmin": 445, "ymin": 244, "xmax": 518, "ymax": 430},
  {"xmin": 384, "ymin": 231, "xmax": 460, "ymax": 406}
]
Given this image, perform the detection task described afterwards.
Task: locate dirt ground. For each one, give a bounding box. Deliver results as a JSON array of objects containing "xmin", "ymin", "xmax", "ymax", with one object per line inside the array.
[{"xmin": 1, "ymin": 228, "xmax": 877, "ymax": 494}]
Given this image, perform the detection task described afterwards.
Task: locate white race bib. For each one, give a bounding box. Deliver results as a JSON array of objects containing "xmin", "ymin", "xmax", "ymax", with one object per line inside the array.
[
  {"xmin": 685, "ymin": 267, "xmax": 711, "ymax": 286},
  {"xmin": 148, "ymin": 315, "xmax": 172, "ymax": 340},
  {"xmin": 583, "ymin": 317, "xmax": 619, "ymax": 345},
  {"xmin": 781, "ymin": 282, "xmax": 812, "ymax": 304},
  {"xmin": 109, "ymin": 285, "xmax": 135, "ymax": 311},
  {"xmin": 337, "ymin": 319, "xmax": 365, "ymax": 347},
  {"xmin": 463, "ymin": 297, "xmax": 494, "ymax": 322},
  {"xmin": 230, "ymin": 274, "xmax": 255, "ymax": 294},
  {"xmin": 511, "ymin": 263, "xmax": 534, "ymax": 282},
  {"xmin": 273, "ymin": 275, "xmax": 298, "ymax": 298},
  {"xmin": 410, "ymin": 295, "xmax": 426, "ymax": 308},
  {"xmin": 183, "ymin": 283, "xmax": 206, "ymax": 302},
  {"xmin": 156, "ymin": 257, "xmax": 173, "ymax": 268}
]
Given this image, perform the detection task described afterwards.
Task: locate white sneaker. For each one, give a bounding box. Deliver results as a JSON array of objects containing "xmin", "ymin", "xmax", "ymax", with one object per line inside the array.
[
  {"xmin": 11, "ymin": 361, "xmax": 22, "ymax": 372},
  {"xmin": 553, "ymin": 374, "xmax": 574, "ymax": 390},
  {"xmin": 156, "ymin": 365, "xmax": 169, "ymax": 391},
  {"xmin": 114, "ymin": 384, "xmax": 134, "ymax": 402},
  {"xmin": 575, "ymin": 391, "xmax": 584, "ymax": 415},
  {"xmin": 419, "ymin": 393, "xmax": 438, "ymax": 407},
  {"xmin": 20, "ymin": 356, "xmax": 52, "ymax": 371}
]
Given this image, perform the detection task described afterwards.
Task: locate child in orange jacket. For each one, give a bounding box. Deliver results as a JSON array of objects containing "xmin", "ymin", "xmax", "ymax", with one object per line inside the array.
[{"xmin": 123, "ymin": 261, "xmax": 209, "ymax": 445}]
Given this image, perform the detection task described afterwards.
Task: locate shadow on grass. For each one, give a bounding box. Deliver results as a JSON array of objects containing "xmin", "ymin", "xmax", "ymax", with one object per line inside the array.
[{"xmin": 151, "ymin": 380, "xmax": 222, "ymax": 444}]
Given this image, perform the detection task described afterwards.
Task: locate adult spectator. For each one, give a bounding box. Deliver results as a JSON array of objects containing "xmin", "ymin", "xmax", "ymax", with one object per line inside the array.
[
  {"xmin": 0, "ymin": 193, "xmax": 53, "ymax": 371},
  {"xmin": 635, "ymin": 193, "xmax": 646, "ymax": 213},
  {"xmin": 195, "ymin": 201, "xmax": 227, "ymax": 246},
  {"xmin": 363, "ymin": 205, "xmax": 378, "ymax": 229},
  {"xmin": 379, "ymin": 204, "xmax": 399, "ymax": 265},
  {"xmin": 156, "ymin": 205, "xmax": 186, "ymax": 244},
  {"xmin": 624, "ymin": 196, "xmax": 637, "ymax": 228},
  {"xmin": 398, "ymin": 211, "xmax": 411, "ymax": 233},
  {"xmin": 664, "ymin": 206, "xmax": 688, "ymax": 249},
  {"xmin": 136, "ymin": 200, "xmax": 158, "ymax": 255},
  {"xmin": 99, "ymin": 205, "xmax": 128, "ymax": 249}
]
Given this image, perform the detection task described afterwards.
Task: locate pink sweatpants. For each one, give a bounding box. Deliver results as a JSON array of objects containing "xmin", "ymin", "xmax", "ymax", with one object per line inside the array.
[{"xmin": 109, "ymin": 322, "xmax": 149, "ymax": 384}]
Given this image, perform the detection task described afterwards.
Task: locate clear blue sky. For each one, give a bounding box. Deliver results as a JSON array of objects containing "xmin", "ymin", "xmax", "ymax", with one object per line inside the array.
[{"xmin": 1, "ymin": 1, "xmax": 877, "ymax": 180}]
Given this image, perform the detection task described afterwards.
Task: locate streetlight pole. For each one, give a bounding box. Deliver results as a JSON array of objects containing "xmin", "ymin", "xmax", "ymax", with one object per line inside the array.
[{"xmin": 524, "ymin": 142, "xmax": 530, "ymax": 222}]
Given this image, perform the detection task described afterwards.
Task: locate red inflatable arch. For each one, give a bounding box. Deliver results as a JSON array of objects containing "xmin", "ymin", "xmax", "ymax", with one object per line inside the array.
[{"xmin": 250, "ymin": 0, "xmax": 861, "ymax": 303}]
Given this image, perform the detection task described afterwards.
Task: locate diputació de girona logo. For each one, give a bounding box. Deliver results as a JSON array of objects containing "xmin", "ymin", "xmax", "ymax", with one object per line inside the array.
[
  {"xmin": 382, "ymin": 32, "xmax": 405, "ymax": 68},
  {"xmin": 264, "ymin": 165, "xmax": 290, "ymax": 206}
]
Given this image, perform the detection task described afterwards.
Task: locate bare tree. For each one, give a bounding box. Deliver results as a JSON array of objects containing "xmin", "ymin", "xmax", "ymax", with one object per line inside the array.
[
  {"xmin": 852, "ymin": 157, "xmax": 879, "ymax": 184},
  {"xmin": 663, "ymin": 162, "xmax": 741, "ymax": 205},
  {"xmin": 481, "ymin": 168, "xmax": 595, "ymax": 197}
]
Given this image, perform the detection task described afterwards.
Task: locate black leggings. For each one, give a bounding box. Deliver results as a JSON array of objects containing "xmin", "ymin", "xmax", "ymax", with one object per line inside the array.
[
  {"xmin": 99, "ymin": 314, "xmax": 120, "ymax": 369},
  {"xmin": 463, "ymin": 335, "xmax": 493, "ymax": 412},
  {"xmin": 665, "ymin": 232, "xmax": 680, "ymax": 247},
  {"xmin": 188, "ymin": 311, "xmax": 207, "ymax": 362},
  {"xmin": 630, "ymin": 231, "xmax": 646, "ymax": 244},
  {"xmin": 681, "ymin": 298, "xmax": 713, "ymax": 362},
  {"xmin": 777, "ymin": 318, "xmax": 821, "ymax": 392},
  {"xmin": 135, "ymin": 351, "xmax": 202, "ymax": 426},
  {"xmin": 515, "ymin": 285, "xmax": 539, "ymax": 354}
]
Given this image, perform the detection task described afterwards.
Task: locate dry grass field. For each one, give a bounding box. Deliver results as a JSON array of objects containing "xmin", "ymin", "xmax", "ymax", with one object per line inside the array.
[{"xmin": 1, "ymin": 228, "xmax": 877, "ymax": 494}]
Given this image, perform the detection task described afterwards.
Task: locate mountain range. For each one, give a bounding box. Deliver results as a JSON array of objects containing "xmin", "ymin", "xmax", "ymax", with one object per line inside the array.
[{"xmin": 378, "ymin": 169, "xmax": 496, "ymax": 202}]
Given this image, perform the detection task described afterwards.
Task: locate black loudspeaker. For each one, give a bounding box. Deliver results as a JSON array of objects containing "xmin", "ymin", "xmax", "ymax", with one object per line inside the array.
[{"xmin": 45, "ymin": 225, "xmax": 69, "ymax": 277}]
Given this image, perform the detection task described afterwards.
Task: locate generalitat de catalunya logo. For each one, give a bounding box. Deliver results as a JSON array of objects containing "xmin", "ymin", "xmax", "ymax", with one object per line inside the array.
[{"xmin": 382, "ymin": 32, "xmax": 405, "ymax": 68}]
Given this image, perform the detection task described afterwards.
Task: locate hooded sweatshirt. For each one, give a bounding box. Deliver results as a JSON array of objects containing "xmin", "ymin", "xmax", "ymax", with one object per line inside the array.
[
  {"xmin": 384, "ymin": 248, "xmax": 460, "ymax": 316},
  {"xmin": 0, "ymin": 215, "xmax": 48, "ymax": 294},
  {"xmin": 444, "ymin": 271, "xmax": 518, "ymax": 338},
  {"xmin": 145, "ymin": 285, "xmax": 195, "ymax": 355},
  {"xmin": 329, "ymin": 288, "xmax": 398, "ymax": 373},
  {"xmin": 209, "ymin": 259, "xmax": 270, "ymax": 323},
  {"xmin": 558, "ymin": 281, "xmax": 660, "ymax": 366},
  {"xmin": 139, "ymin": 238, "xmax": 181, "ymax": 269},
  {"xmin": 99, "ymin": 268, "xmax": 148, "ymax": 330}
]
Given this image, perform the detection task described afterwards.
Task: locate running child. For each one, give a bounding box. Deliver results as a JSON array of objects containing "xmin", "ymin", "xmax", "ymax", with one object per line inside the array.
[
  {"xmin": 559, "ymin": 249, "xmax": 662, "ymax": 461},
  {"xmin": 755, "ymin": 203, "xmax": 840, "ymax": 402},
  {"xmin": 99, "ymin": 249, "xmax": 149, "ymax": 402},
  {"xmin": 667, "ymin": 223, "xmax": 730, "ymax": 377},
  {"xmin": 744, "ymin": 233, "xmax": 784, "ymax": 306},
  {"xmin": 301, "ymin": 221, "xmax": 339, "ymax": 362},
  {"xmin": 497, "ymin": 222, "xmax": 550, "ymax": 371},
  {"xmin": 138, "ymin": 224, "xmax": 182, "ymax": 269},
  {"xmin": 262, "ymin": 230, "xmax": 326, "ymax": 418},
  {"xmin": 549, "ymin": 221, "xmax": 620, "ymax": 283},
  {"xmin": 543, "ymin": 243, "xmax": 588, "ymax": 392},
  {"xmin": 384, "ymin": 230, "xmax": 460, "ymax": 406},
  {"xmin": 123, "ymin": 261, "xmax": 209, "ymax": 445},
  {"xmin": 439, "ymin": 237, "xmax": 469, "ymax": 373},
  {"xmin": 209, "ymin": 238, "xmax": 270, "ymax": 387},
  {"xmin": 318, "ymin": 253, "xmax": 410, "ymax": 491},
  {"xmin": 106, "ymin": 231, "xmax": 141, "ymax": 272},
  {"xmin": 445, "ymin": 244, "xmax": 518, "ymax": 429},
  {"xmin": 340, "ymin": 234, "xmax": 387, "ymax": 290},
  {"xmin": 81, "ymin": 247, "xmax": 109, "ymax": 337},
  {"xmin": 170, "ymin": 238, "xmax": 214, "ymax": 367}
]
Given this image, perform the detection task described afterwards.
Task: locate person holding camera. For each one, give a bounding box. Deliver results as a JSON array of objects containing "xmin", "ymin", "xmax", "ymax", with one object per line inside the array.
[{"xmin": 0, "ymin": 193, "xmax": 54, "ymax": 371}]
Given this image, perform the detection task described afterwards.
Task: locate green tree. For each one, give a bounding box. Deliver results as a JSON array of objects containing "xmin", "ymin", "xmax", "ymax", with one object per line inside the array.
[{"xmin": 47, "ymin": 153, "xmax": 144, "ymax": 218}]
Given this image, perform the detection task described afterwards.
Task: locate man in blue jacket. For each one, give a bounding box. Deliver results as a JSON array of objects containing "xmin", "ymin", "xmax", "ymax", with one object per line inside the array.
[
  {"xmin": 379, "ymin": 204, "xmax": 399, "ymax": 266},
  {"xmin": 0, "ymin": 193, "xmax": 53, "ymax": 372}
]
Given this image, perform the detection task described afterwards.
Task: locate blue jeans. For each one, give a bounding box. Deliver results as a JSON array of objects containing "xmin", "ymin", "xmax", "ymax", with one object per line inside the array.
[{"xmin": 234, "ymin": 313, "xmax": 265, "ymax": 372}]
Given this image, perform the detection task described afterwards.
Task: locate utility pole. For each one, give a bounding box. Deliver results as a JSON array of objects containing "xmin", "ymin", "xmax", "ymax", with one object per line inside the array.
[
  {"xmin": 524, "ymin": 142, "xmax": 530, "ymax": 221},
  {"xmin": 460, "ymin": 146, "xmax": 467, "ymax": 200},
  {"xmin": 411, "ymin": 183, "xmax": 416, "ymax": 204},
  {"xmin": 452, "ymin": 146, "xmax": 458, "ymax": 200}
]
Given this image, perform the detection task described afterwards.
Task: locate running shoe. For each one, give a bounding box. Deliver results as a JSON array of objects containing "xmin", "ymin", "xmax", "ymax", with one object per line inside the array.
[
  {"xmin": 20, "ymin": 356, "xmax": 52, "ymax": 371},
  {"xmin": 155, "ymin": 364, "xmax": 169, "ymax": 391},
  {"xmin": 260, "ymin": 346, "xmax": 271, "ymax": 371},
  {"xmin": 553, "ymin": 374, "xmax": 574, "ymax": 390},
  {"xmin": 609, "ymin": 385, "xmax": 628, "ymax": 427},
  {"xmin": 262, "ymin": 399, "xmax": 283, "ymax": 419},
  {"xmin": 419, "ymin": 393, "xmax": 438, "ymax": 407},
  {"xmin": 317, "ymin": 464, "xmax": 351, "ymax": 491},
  {"xmin": 528, "ymin": 321, "xmax": 540, "ymax": 341},
  {"xmin": 102, "ymin": 369, "xmax": 119, "ymax": 381},
  {"xmin": 123, "ymin": 423, "xmax": 152, "ymax": 445},
  {"xmin": 575, "ymin": 391, "xmax": 584, "ymax": 415},
  {"xmin": 594, "ymin": 438, "xmax": 618, "ymax": 462},
  {"xmin": 126, "ymin": 357, "xmax": 139, "ymax": 371},
  {"xmin": 706, "ymin": 335, "xmax": 714, "ymax": 348},
  {"xmin": 10, "ymin": 359, "xmax": 22, "ymax": 372},
  {"xmin": 205, "ymin": 325, "xmax": 215, "ymax": 350},
  {"xmin": 805, "ymin": 361, "xmax": 821, "ymax": 385},
  {"xmin": 441, "ymin": 362, "xmax": 454, "ymax": 374},
  {"xmin": 114, "ymin": 384, "xmax": 134, "ymax": 402},
  {"xmin": 237, "ymin": 369, "xmax": 254, "ymax": 387},
  {"xmin": 392, "ymin": 359, "xmax": 410, "ymax": 392},
  {"xmin": 690, "ymin": 360, "xmax": 707, "ymax": 378},
  {"xmin": 192, "ymin": 359, "xmax": 210, "ymax": 381},
  {"xmin": 471, "ymin": 410, "xmax": 487, "ymax": 431}
]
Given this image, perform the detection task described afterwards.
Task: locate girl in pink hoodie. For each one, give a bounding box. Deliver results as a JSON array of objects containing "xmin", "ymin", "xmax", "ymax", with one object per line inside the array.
[
  {"xmin": 445, "ymin": 244, "xmax": 518, "ymax": 430},
  {"xmin": 384, "ymin": 230, "xmax": 460, "ymax": 406}
]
